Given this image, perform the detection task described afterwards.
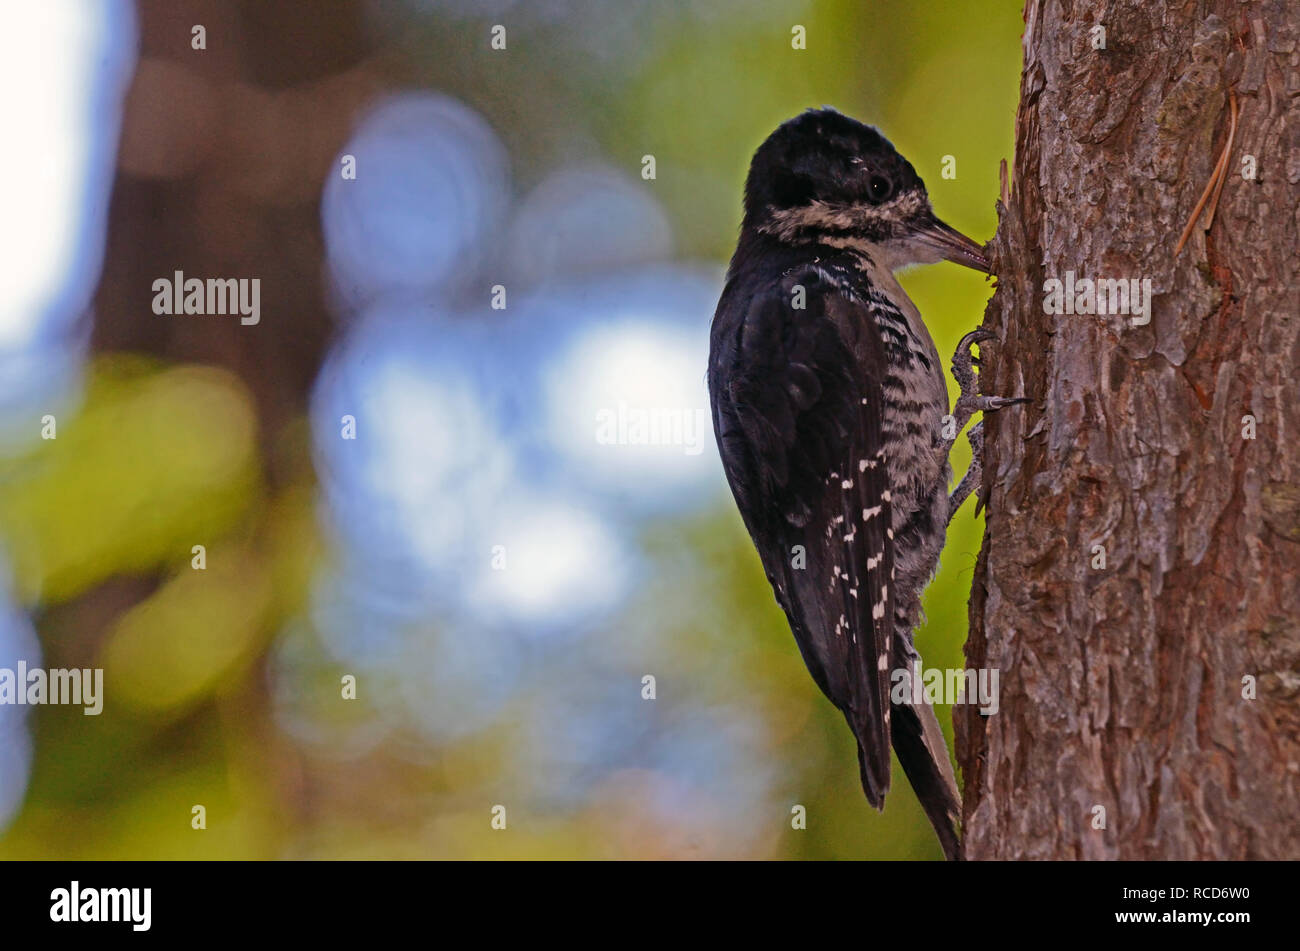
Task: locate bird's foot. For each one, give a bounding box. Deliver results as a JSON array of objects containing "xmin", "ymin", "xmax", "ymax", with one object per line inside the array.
[
  {"xmin": 950, "ymin": 329, "xmax": 1029, "ymax": 437},
  {"xmin": 943, "ymin": 329, "xmax": 1029, "ymax": 522},
  {"xmin": 947, "ymin": 422, "xmax": 983, "ymax": 523}
]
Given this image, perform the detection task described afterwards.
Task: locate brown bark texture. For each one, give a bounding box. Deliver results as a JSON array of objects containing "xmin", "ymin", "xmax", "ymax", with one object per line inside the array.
[{"xmin": 956, "ymin": 0, "xmax": 1300, "ymax": 859}]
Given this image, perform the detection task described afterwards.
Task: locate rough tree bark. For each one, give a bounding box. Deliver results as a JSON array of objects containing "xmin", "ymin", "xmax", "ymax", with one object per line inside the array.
[{"xmin": 956, "ymin": 0, "xmax": 1300, "ymax": 859}]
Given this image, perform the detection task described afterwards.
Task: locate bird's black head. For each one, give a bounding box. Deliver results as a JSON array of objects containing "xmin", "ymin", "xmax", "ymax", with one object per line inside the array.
[{"xmin": 741, "ymin": 108, "xmax": 988, "ymax": 272}]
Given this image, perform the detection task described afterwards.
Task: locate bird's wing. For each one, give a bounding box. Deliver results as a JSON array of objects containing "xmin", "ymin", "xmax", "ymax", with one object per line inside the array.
[{"xmin": 711, "ymin": 262, "xmax": 895, "ymax": 805}]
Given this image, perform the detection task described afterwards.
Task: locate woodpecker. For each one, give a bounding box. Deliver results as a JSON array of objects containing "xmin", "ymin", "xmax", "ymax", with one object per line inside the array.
[{"xmin": 708, "ymin": 108, "xmax": 1023, "ymax": 859}]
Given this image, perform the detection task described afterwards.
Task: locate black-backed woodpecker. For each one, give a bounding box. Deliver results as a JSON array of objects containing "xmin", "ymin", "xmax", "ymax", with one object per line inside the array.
[{"xmin": 708, "ymin": 108, "xmax": 1023, "ymax": 859}]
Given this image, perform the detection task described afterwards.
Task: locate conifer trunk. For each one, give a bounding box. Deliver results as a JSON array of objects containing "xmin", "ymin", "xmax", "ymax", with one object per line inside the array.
[{"xmin": 957, "ymin": 0, "xmax": 1300, "ymax": 859}]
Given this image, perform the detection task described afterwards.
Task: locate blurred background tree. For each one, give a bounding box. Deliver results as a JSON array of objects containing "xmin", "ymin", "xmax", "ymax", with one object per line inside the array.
[{"xmin": 0, "ymin": 0, "xmax": 1021, "ymax": 859}]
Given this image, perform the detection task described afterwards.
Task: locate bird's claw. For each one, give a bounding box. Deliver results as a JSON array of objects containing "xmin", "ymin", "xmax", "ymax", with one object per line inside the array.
[
  {"xmin": 950, "ymin": 329, "xmax": 992, "ymax": 398},
  {"xmin": 941, "ymin": 329, "xmax": 1028, "ymax": 521},
  {"xmin": 956, "ymin": 394, "xmax": 1031, "ymax": 416},
  {"xmin": 949, "ymin": 328, "xmax": 1025, "ymax": 437},
  {"xmin": 947, "ymin": 422, "xmax": 984, "ymax": 523}
]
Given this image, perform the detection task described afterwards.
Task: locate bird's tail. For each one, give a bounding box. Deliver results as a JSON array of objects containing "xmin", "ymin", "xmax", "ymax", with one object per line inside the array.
[
  {"xmin": 855, "ymin": 740, "xmax": 888, "ymax": 811},
  {"xmin": 891, "ymin": 693, "xmax": 962, "ymax": 860}
]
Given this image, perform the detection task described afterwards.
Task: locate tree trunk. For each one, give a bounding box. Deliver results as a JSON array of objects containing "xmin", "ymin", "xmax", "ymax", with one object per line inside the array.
[{"xmin": 956, "ymin": 0, "xmax": 1300, "ymax": 859}]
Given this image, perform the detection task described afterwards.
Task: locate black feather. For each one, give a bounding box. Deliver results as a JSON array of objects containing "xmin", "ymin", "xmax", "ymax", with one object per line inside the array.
[{"xmin": 710, "ymin": 251, "xmax": 895, "ymax": 805}]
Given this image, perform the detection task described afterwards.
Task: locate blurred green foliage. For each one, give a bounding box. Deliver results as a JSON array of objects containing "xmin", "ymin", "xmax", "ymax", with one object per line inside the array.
[{"xmin": 0, "ymin": 0, "xmax": 1022, "ymax": 859}]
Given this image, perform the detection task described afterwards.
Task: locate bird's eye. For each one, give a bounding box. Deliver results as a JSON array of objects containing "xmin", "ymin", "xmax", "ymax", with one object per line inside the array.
[{"xmin": 868, "ymin": 175, "xmax": 893, "ymax": 202}]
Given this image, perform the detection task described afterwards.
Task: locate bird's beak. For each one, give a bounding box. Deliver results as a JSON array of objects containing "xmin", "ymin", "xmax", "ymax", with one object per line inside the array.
[{"xmin": 913, "ymin": 214, "xmax": 990, "ymax": 273}]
